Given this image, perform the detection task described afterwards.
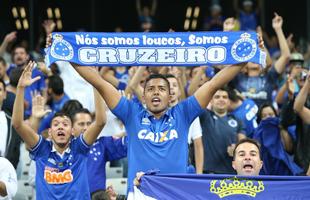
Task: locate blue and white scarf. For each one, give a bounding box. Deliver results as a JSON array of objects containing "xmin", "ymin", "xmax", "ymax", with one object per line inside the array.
[{"xmin": 45, "ymin": 31, "xmax": 266, "ymax": 67}]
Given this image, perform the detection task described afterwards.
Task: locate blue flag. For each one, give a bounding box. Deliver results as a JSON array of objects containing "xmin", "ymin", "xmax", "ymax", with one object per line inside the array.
[
  {"xmin": 253, "ymin": 117, "xmax": 303, "ymax": 175},
  {"xmin": 131, "ymin": 174, "xmax": 310, "ymax": 200},
  {"xmin": 45, "ymin": 32, "xmax": 266, "ymax": 67}
]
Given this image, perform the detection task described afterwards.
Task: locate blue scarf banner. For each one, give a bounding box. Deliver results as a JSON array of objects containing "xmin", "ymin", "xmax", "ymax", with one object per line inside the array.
[
  {"xmin": 130, "ymin": 174, "xmax": 310, "ymax": 200},
  {"xmin": 45, "ymin": 32, "xmax": 266, "ymax": 67},
  {"xmin": 253, "ymin": 117, "xmax": 303, "ymax": 175}
]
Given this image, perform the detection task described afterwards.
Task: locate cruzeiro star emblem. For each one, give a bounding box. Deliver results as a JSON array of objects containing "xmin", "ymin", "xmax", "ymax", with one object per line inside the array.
[
  {"xmin": 231, "ymin": 32, "xmax": 257, "ymax": 62},
  {"xmin": 51, "ymin": 33, "xmax": 74, "ymax": 60}
]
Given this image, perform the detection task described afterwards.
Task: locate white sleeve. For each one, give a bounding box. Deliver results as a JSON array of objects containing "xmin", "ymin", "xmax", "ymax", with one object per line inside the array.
[
  {"xmin": 188, "ymin": 117, "xmax": 202, "ymax": 144},
  {"xmin": 0, "ymin": 158, "xmax": 17, "ymax": 199}
]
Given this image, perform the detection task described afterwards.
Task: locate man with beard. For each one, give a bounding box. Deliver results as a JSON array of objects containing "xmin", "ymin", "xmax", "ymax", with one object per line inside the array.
[{"xmin": 12, "ymin": 61, "xmax": 105, "ymax": 200}]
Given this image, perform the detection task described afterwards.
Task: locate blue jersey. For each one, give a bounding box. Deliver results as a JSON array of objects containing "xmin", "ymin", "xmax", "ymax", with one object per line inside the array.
[
  {"xmin": 239, "ymin": 11, "xmax": 257, "ymax": 31},
  {"xmin": 111, "ymin": 96, "xmax": 204, "ymax": 191},
  {"xmin": 30, "ymin": 135, "xmax": 91, "ymax": 200},
  {"xmin": 232, "ymin": 67, "xmax": 279, "ymax": 107},
  {"xmin": 231, "ymin": 99, "xmax": 258, "ymax": 137},
  {"xmin": 114, "ymin": 68, "xmax": 129, "ymax": 90},
  {"xmin": 87, "ymin": 136, "xmax": 127, "ymax": 193},
  {"xmin": 50, "ymin": 93, "xmax": 70, "ymax": 112}
]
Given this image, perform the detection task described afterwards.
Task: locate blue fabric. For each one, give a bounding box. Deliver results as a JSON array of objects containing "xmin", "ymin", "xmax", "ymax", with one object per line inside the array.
[
  {"xmin": 45, "ymin": 32, "xmax": 266, "ymax": 67},
  {"xmin": 231, "ymin": 98, "xmax": 258, "ymax": 137},
  {"xmin": 253, "ymin": 117, "xmax": 303, "ymax": 175},
  {"xmin": 30, "ymin": 135, "xmax": 91, "ymax": 200},
  {"xmin": 50, "ymin": 93, "xmax": 70, "ymax": 112},
  {"xmin": 239, "ymin": 11, "xmax": 257, "ymax": 31},
  {"xmin": 38, "ymin": 111, "xmax": 54, "ymax": 134},
  {"xmin": 232, "ymin": 66, "xmax": 279, "ymax": 107},
  {"xmin": 111, "ymin": 96, "xmax": 204, "ymax": 191},
  {"xmin": 136, "ymin": 173, "xmax": 310, "ymax": 199},
  {"xmin": 87, "ymin": 136, "xmax": 127, "ymax": 193}
]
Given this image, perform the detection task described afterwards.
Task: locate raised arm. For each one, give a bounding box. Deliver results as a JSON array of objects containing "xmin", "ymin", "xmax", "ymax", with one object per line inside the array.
[
  {"xmin": 194, "ymin": 62, "xmax": 247, "ymax": 108},
  {"xmin": 193, "ymin": 137, "xmax": 204, "ymax": 174},
  {"xmin": 28, "ymin": 92, "xmax": 51, "ymax": 132},
  {"xmin": 46, "ymin": 35, "xmax": 121, "ymax": 110},
  {"xmin": 12, "ymin": 61, "xmax": 41, "ymax": 148},
  {"xmin": 256, "ymin": 26, "xmax": 273, "ymax": 69},
  {"xmin": 127, "ymin": 66, "xmax": 146, "ymax": 102},
  {"xmin": 100, "ymin": 68, "xmax": 120, "ymax": 88},
  {"xmin": 293, "ymin": 71, "xmax": 310, "ymax": 124},
  {"xmin": 275, "ymin": 75, "xmax": 294, "ymax": 105},
  {"xmin": 83, "ymin": 87, "xmax": 106, "ymax": 145},
  {"xmin": 72, "ymin": 65, "xmax": 122, "ymax": 110},
  {"xmin": 0, "ymin": 31, "xmax": 17, "ymax": 57},
  {"xmin": 272, "ymin": 13, "xmax": 290, "ymax": 74},
  {"xmin": 187, "ymin": 67, "xmax": 205, "ymax": 96}
]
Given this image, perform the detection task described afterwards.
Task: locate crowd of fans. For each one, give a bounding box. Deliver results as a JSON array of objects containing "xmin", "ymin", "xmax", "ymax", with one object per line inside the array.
[{"xmin": 1, "ymin": 0, "xmax": 310, "ymax": 199}]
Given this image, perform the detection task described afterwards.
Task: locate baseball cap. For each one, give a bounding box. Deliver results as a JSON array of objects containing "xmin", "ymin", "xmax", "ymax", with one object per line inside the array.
[{"xmin": 290, "ymin": 52, "xmax": 304, "ymax": 66}]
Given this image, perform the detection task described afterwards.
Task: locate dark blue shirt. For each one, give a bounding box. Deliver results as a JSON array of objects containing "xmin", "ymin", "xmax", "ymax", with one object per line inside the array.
[
  {"xmin": 200, "ymin": 110, "xmax": 245, "ymax": 174},
  {"xmin": 232, "ymin": 67, "xmax": 279, "ymax": 107}
]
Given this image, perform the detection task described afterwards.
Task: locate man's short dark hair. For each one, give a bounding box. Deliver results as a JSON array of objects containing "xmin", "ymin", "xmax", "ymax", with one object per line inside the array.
[
  {"xmin": 51, "ymin": 112, "xmax": 72, "ymax": 124},
  {"xmin": 13, "ymin": 45, "xmax": 29, "ymax": 54},
  {"xmin": 227, "ymin": 87, "xmax": 243, "ymax": 102},
  {"xmin": 48, "ymin": 75, "xmax": 64, "ymax": 95},
  {"xmin": 164, "ymin": 74, "xmax": 177, "ymax": 80},
  {"xmin": 144, "ymin": 73, "xmax": 171, "ymax": 94},
  {"xmin": 60, "ymin": 99, "xmax": 83, "ymax": 120},
  {"xmin": 72, "ymin": 108, "xmax": 92, "ymax": 123},
  {"xmin": 216, "ymin": 86, "xmax": 230, "ymax": 95},
  {"xmin": 9, "ymin": 67, "xmax": 23, "ymax": 88},
  {"xmin": 233, "ymin": 138, "xmax": 262, "ymax": 161}
]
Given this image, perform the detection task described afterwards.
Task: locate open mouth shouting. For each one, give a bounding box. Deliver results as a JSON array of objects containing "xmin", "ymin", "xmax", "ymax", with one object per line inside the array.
[
  {"xmin": 151, "ymin": 97, "xmax": 161, "ymax": 106},
  {"xmin": 242, "ymin": 163, "xmax": 254, "ymax": 174},
  {"xmin": 57, "ymin": 131, "xmax": 66, "ymax": 138}
]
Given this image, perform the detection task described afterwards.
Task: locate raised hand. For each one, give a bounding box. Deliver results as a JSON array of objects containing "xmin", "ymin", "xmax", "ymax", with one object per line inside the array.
[
  {"xmin": 258, "ymin": 34, "xmax": 265, "ymax": 50},
  {"xmin": 227, "ymin": 143, "xmax": 236, "ymax": 157},
  {"xmin": 31, "ymin": 91, "xmax": 51, "ymax": 119},
  {"xmin": 42, "ymin": 20, "xmax": 56, "ymax": 35},
  {"xmin": 3, "ymin": 31, "xmax": 17, "ymax": 43},
  {"xmin": 45, "ymin": 34, "xmax": 52, "ymax": 48},
  {"xmin": 17, "ymin": 61, "xmax": 41, "ymax": 88},
  {"xmin": 272, "ymin": 12, "xmax": 283, "ymax": 30},
  {"xmin": 168, "ymin": 66, "xmax": 182, "ymax": 78}
]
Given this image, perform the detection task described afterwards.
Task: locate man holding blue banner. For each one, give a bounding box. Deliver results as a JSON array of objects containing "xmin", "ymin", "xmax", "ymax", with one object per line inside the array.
[
  {"xmin": 132, "ymin": 138, "xmax": 310, "ymax": 199},
  {"xmin": 46, "ymin": 32, "xmax": 265, "ymax": 196}
]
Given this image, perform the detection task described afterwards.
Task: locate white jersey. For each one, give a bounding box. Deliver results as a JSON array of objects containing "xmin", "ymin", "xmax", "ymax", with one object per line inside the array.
[{"xmin": 0, "ymin": 157, "xmax": 17, "ymax": 200}]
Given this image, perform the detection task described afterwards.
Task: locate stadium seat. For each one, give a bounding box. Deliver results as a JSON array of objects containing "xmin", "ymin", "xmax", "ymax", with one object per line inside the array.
[{"xmin": 106, "ymin": 162, "xmax": 123, "ymax": 178}]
